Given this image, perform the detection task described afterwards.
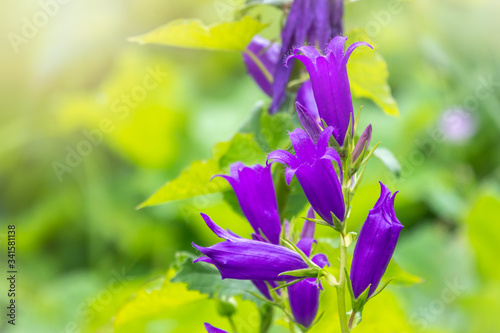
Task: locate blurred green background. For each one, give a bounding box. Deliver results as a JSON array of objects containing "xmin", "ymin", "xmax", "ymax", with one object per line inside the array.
[{"xmin": 1, "ymin": 0, "xmax": 499, "ymax": 332}]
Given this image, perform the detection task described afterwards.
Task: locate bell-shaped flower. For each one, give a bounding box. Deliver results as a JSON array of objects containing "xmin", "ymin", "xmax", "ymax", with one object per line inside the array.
[
  {"xmin": 286, "ymin": 36, "xmax": 372, "ymax": 145},
  {"xmin": 267, "ymin": 127, "xmax": 345, "ymax": 225},
  {"xmin": 288, "ymin": 209, "xmax": 330, "ymax": 328},
  {"xmin": 243, "ymin": 36, "xmax": 280, "ymax": 97},
  {"xmin": 270, "ymin": 0, "xmax": 345, "ymax": 113},
  {"xmin": 214, "ymin": 162, "xmax": 281, "ymax": 245},
  {"xmin": 193, "ymin": 214, "xmax": 309, "ymax": 281},
  {"xmin": 350, "ymin": 182, "xmax": 403, "ymax": 298},
  {"xmin": 204, "ymin": 323, "xmax": 228, "ymax": 333}
]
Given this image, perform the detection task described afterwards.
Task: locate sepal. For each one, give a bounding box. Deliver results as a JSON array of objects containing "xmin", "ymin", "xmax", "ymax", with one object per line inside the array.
[
  {"xmin": 281, "ymin": 238, "xmax": 319, "ymax": 269},
  {"xmin": 302, "ymin": 216, "xmax": 334, "ymax": 228},
  {"xmin": 271, "ymin": 277, "xmax": 307, "ymax": 290},
  {"xmin": 278, "ymin": 268, "xmax": 320, "ymax": 279},
  {"xmin": 345, "ymin": 267, "xmax": 370, "ymax": 313},
  {"xmin": 367, "ymin": 277, "xmax": 394, "ymax": 300},
  {"xmin": 331, "ymin": 211, "xmax": 344, "ymax": 232}
]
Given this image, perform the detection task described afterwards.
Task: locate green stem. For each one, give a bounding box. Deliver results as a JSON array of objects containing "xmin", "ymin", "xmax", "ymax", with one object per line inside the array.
[
  {"xmin": 243, "ymin": 50, "xmax": 274, "ymax": 84},
  {"xmin": 337, "ymin": 232, "xmax": 349, "ymax": 333},
  {"xmin": 228, "ymin": 315, "xmax": 238, "ymax": 333}
]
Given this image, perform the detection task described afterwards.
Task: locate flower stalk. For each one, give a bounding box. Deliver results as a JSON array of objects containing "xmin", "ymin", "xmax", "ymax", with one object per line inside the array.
[{"xmin": 336, "ymin": 231, "xmax": 349, "ymax": 333}]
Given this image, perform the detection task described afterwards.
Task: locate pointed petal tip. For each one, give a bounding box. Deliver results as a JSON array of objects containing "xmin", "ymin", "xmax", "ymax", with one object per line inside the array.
[{"xmin": 192, "ymin": 242, "xmax": 208, "ymax": 256}]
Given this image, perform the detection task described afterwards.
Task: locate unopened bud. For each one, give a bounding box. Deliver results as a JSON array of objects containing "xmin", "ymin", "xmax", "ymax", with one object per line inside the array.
[{"xmin": 352, "ymin": 125, "xmax": 372, "ymax": 162}]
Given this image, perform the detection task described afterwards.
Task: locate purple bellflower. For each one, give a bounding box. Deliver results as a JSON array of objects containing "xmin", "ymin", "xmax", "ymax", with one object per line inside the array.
[
  {"xmin": 288, "ymin": 208, "xmax": 330, "ymax": 328},
  {"xmin": 243, "ymin": 36, "xmax": 281, "ymax": 97},
  {"xmin": 204, "ymin": 323, "xmax": 228, "ymax": 333},
  {"xmin": 214, "ymin": 162, "xmax": 281, "ymax": 245},
  {"xmin": 287, "ymin": 36, "xmax": 372, "ymax": 145},
  {"xmin": 215, "ymin": 162, "xmax": 283, "ymax": 300},
  {"xmin": 270, "ymin": 0, "xmax": 344, "ymax": 113},
  {"xmin": 267, "ymin": 127, "xmax": 345, "ymax": 225},
  {"xmin": 350, "ymin": 182, "xmax": 403, "ymax": 298},
  {"xmin": 193, "ymin": 214, "xmax": 309, "ymax": 281}
]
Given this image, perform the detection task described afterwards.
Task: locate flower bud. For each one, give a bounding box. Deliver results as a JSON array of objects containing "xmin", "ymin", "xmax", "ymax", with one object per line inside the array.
[
  {"xmin": 296, "ymin": 101, "xmax": 322, "ymax": 144},
  {"xmin": 350, "ymin": 182, "xmax": 403, "ymax": 298},
  {"xmin": 352, "ymin": 124, "xmax": 372, "ymax": 162}
]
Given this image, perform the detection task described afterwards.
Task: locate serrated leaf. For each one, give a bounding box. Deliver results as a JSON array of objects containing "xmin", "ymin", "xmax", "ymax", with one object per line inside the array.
[
  {"xmin": 129, "ymin": 16, "xmax": 267, "ymax": 51},
  {"xmin": 138, "ymin": 133, "xmax": 265, "ymax": 208},
  {"xmin": 347, "ymin": 28, "xmax": 399, "ymax": 116},
  {"xmin": 382, "ymin": 260, "xmax": 423, "ymax": 287},
  {"xmin": 373, "ymin": 147, "xmax": 402, "ymax": 177},
  {"xmin": 113, "ymin": 269, "xmax": 206, "ymax": 328},
  {"xmin": 171, "ymin": 252, "xmax": 261, "ymax": 303}
]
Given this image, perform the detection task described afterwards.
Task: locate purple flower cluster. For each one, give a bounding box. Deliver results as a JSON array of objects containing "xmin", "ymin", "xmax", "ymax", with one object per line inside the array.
[
  {"xmin": 194, "ymin": 161, "xmax": 326, "ymax": 327},
  {"xmin": 197, "ymin": 12, "xmax": 402, "ymax": 330},
  {"xmin": 243, "ymin": 0, "xmax": 345, "ymax": 113}
]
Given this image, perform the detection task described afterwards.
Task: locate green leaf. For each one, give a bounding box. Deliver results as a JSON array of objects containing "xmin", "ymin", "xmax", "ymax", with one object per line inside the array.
[
  {"xmin": 129, "ymin": 16, "xmax": 267, "ymax": 51},
  {"xmin": 239, "ymin": 101, "xmax": 297, "ymax": 151},
  {"xmin": 260, "ymin": 109, "xmax": 294, "ymax": 151},
  {"xmin": 346, "ymin": 28, "xmax": 400, "ymax": 116},
  {"xmin": 467, "ymin": 190, "xmax": 500, "ymax": 281},
  {"xmin": 382, "ymin": 260, "xmax": 423, "ymax": 287},
  {"xmin": 113, "ymin": 269, "xmax": 207, "ymax": 328},
  {"xmin": 373, "ymin": 147, "xmax": 402, "ymax": 177},
  {"xmin": 138, "ymin": 133, "xmax": 265, "ymax": 208},
  {"xmin": 171, "ymin": 252, "xmax": 261, "ymax": 302}
]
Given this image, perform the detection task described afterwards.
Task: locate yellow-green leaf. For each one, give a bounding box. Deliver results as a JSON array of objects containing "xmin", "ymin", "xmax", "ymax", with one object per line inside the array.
[
  {"xmin": 467, "ymin": 190, "xmax": 500, "ymax": 281},
  {"xmin": 347, "ymin": 28, "xmax": 400, "ymax": 116},
  {"xmin": 382, "ymin": 260, "xmax": 423, "ymax": 287},
  {"xmin": 129, "ymin": 16, "xmax": 267, "ymax": 51},
  {"xmin": 113, "ymin": 269, "xmax": 207, "ymax": 328},
  {"xmin": 138, "ymin": 133, "xmax": 266, "ymax": 208}
]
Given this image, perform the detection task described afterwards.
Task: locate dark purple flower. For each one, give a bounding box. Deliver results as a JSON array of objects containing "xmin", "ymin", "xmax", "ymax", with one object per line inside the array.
[
  {"xmin": 288, "ymin": 217, "xmax": 329, "ymax": 328},
  {"xmin": 267, "ymin": 127, "xmax": 345, "ymax": 225},
  {"xmin": 352, "ymin": 124, "xmax": 372, "ymax": 162},
  {"xmin": 270, "ymin": 0, "xmax": 344, "ymax": 113},
  {"xmin": 243, "ymin": 36, "xmax": 281, "ymax": 97},
  {"xmin": 287, "ymin": 36, "xmax": 372, "ymax": 145},
  {"xmin": 350, "ymin": 182, "xmax": 403, "ymax": 298},
  {"xmin": 204, "ymin": 323, "xmax": 228, "ymax": 333},
  {"xmin": 215, "ymin": 162, "xmax": 281, "ymax": 245},
  {"xmin": 193, "ymin": 214, "xmax": 309, "ymax": 281}
]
